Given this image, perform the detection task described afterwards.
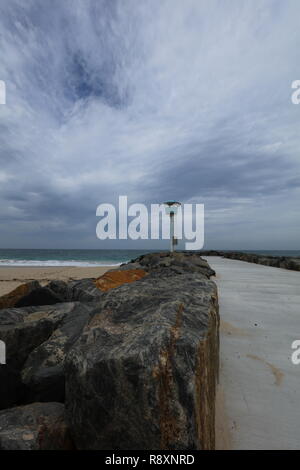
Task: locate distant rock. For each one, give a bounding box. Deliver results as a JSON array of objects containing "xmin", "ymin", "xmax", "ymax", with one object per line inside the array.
[
  {"xmin": 121, "ymin": 251, "xmax": 216, "ymax": 278},
  {"xmin": 0, "ymin": 402, "xmax": 73, "ymax": 450},
  {"xmin": 200, "ymin": 250, "xmax": 300, "ymax": 272}
]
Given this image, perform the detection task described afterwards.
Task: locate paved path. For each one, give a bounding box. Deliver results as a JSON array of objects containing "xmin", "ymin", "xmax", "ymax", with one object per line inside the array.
[{"xmin": 205, "ymin": 256, "xmax": 300, "ymax": 450}]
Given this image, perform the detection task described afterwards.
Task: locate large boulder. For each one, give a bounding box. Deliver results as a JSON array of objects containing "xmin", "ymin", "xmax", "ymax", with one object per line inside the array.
[
  {"xmin": 0, "ymin": 303, "xmax": 74, "ymax": 371},
  {"xmin": 65, "ymin": 253, "xmax": 219, "ymax": 450},
  {"xmin": 121, "ymin": 251, "xmax": 216, "ymax": 278},
  {"xmin": 0, "ymin": 402, "xmax": 73, "ymax": 450},
  {"xmin": 21, "ymin": 302, "xmax": 95, "ymax": 403},
  {"xmin": 0, "ymin": 302, "xmax": 95, "ymax": 407},
  {"xmin": 0, "ymin": 304, "xmax": 66, "ymax": 409}
]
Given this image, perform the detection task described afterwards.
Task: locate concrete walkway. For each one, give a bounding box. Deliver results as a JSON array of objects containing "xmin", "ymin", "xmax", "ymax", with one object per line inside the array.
[{"xmin": 204, "ymin": 256, "xmax": 300, "ymax": 450}]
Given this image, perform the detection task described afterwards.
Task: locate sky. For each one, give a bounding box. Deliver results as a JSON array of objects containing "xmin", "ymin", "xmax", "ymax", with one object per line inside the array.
[{"xmin": 0, "ymin": 0, "xmax": 299, "ymax": 250}]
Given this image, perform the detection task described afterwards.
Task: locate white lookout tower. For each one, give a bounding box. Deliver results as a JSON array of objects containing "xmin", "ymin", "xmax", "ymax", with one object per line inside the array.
[{"xmin": 162, "ymin": 201, "xmax": 181, "ymax": 253}]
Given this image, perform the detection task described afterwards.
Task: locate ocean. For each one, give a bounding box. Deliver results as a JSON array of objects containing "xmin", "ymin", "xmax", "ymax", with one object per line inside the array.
[
  {"xmin": 0, "ymin": 249, "xmax": 152, "ymax": 267},
  {"xmin": 0, "ymin": 248, "xmax": 299, "ymax": 267}
]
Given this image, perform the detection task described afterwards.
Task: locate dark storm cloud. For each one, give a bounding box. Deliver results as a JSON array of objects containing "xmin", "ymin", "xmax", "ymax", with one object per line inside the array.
[{"xmin": 0, "ymin": 0, "xmax": 299, "ymax": 249}]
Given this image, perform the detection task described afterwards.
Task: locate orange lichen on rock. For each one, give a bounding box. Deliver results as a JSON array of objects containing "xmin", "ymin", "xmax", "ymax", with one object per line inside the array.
[
  {"xmin": 0, "ymin": 281, "xmax": 39, "ymax": 310},
  {"xmin": 94, "ymin": 269, "xmax": 147, "ymax": 292}
]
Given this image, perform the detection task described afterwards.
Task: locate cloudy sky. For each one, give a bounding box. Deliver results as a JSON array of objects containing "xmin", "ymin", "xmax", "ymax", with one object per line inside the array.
[{"xmin": 0, "ymin": 0, "xmax": 299, "ymax": 250}]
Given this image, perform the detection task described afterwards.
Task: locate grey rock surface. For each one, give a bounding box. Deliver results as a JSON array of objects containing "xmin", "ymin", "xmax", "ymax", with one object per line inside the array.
[
  {"xmin": 21, "ymin": 302, "xmax": 95, "ymax": 402},
  {"xmin": 120, "ymin": 251, "xmax": 216, "ymax": 278},
  {"xmin": 47, "ymin": 279, "xmax": 104, "ymax": 302},
  {"xmin": 0, "ymin": 302, "xmax": 95, "ymax": 406},
  {"xmin": 65, "ymin": 253, "xmax": 219, "ymax": 450},
  {"xmin": 0, "ymin": 402, "xmax": 73, "ymax": 450}
]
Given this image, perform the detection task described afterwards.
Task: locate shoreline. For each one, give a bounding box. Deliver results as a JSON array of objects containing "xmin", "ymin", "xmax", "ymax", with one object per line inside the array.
[{"xmin": 0, "ymin": 266, "xmax": 111, "ymax": 296}]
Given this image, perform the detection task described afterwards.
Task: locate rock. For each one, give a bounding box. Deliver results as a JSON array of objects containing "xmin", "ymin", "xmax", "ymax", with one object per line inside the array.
[
  {"xmin": 0, "ymin": 281, "xmax": 40, "ymax": 310},
  {"xmin": 95, "ymin": 269, "xmax": 147, "ymax": 292},
  {"xmin": 200, "ymin": 250, "xmax": 300, "ymax": 272},
  {"xmin": 281, "ymin": 258, "xmax": 300, "ymax": 271},
  {"xmin": 119, "ymin": 251, "xmax": 216, "ymax": 278},
  {"xmin": 0, "ymin": 303, "xmax": 71, "ymax": 371},
  {"xmin": 0, "ymin": 277, "xmax": 104, "ymax": 312},
  {"xmin": 0, "ymin": 402, "xmax": 73, "ymax": 450},
  {"xmin": 15, "ymin": 286, "xmax": 64, "ymax": 308},
  {"xmin": 65, "ymin": 253, "xmax": 219, "ymax": 450},
  {"xmin": 21, "ymin": 302, "xmax": 95, "ymax": 403},
  {"xmin": 47, "ymin": 279, "xmax": 104, "ymax": 302},
  {"xmin": 0, "ymin": 302, "xmax": 94, "ymax": 407},
  {"xmin": 0, "ymin": 252, "xmax": 219, "ymax": 450},
  {"xmin": 0, "ymin": 366, "xmax": 26, "ymax": 410}
]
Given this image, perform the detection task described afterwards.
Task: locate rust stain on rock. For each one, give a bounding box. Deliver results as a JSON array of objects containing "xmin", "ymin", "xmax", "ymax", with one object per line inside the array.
[
  {"xmin": 195, "ymin": 292, "xmax": 219, "ymax": 450},
  {"xmin": 153, "ymin": 303, "xmax": 185, "ymax": 450},
  {"xmin": 0, "ymin": 282, "xmax": 37, "ymax": 309},
  {"xmin": 94, "ymin": 269, "xmax": 147, "ymax": 292}
]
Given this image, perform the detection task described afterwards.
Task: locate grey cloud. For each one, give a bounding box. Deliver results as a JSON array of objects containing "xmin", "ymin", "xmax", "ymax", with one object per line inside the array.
[{"xmin": 0, "ymin": 0, "xmax": 299, "ymax": 249}]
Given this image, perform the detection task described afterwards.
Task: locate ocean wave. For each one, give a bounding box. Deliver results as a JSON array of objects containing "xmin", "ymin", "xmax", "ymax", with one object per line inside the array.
[{"xmin": 0, "ymin": 259, "xmax": 122, "ymax": 267}]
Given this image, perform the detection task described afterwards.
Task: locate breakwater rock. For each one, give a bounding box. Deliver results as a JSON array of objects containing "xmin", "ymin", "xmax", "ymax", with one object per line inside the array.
[
  {"xmin": 200, "ymin": 251, "xmax": 300, "ymax": 271},
  {"xmin": 0, "ymin": 402, "xmax": 73, "ymax": 450},
  {"xmin": 0, "ymin": 252, "xmax": 219, "ymax": 450}
]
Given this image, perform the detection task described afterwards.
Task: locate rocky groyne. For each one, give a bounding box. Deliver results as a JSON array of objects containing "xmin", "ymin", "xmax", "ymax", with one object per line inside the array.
[
  {"xmin": 0, "ymin": 252, "xmax": 219, "ymax": 450},
  {"xmin": 200, "ymin": 251, "xmax": 300, "ymax": 271}
]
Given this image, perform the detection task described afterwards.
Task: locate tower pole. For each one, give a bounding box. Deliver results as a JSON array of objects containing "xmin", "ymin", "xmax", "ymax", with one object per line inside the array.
[{"xmin": 170, "ymin": 211, "xmax": 174, "ymax": 253}]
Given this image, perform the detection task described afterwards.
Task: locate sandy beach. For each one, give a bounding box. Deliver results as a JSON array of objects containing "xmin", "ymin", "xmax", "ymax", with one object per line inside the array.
[{"xmin": 0, "ymin": 266, "xmax": 111, "ymax": 297}]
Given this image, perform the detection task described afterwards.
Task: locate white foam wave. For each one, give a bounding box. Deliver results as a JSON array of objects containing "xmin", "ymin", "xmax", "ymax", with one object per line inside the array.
[{"xmin": 0, "ymin": 259, "xmax": 122, "ymax": 267}]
